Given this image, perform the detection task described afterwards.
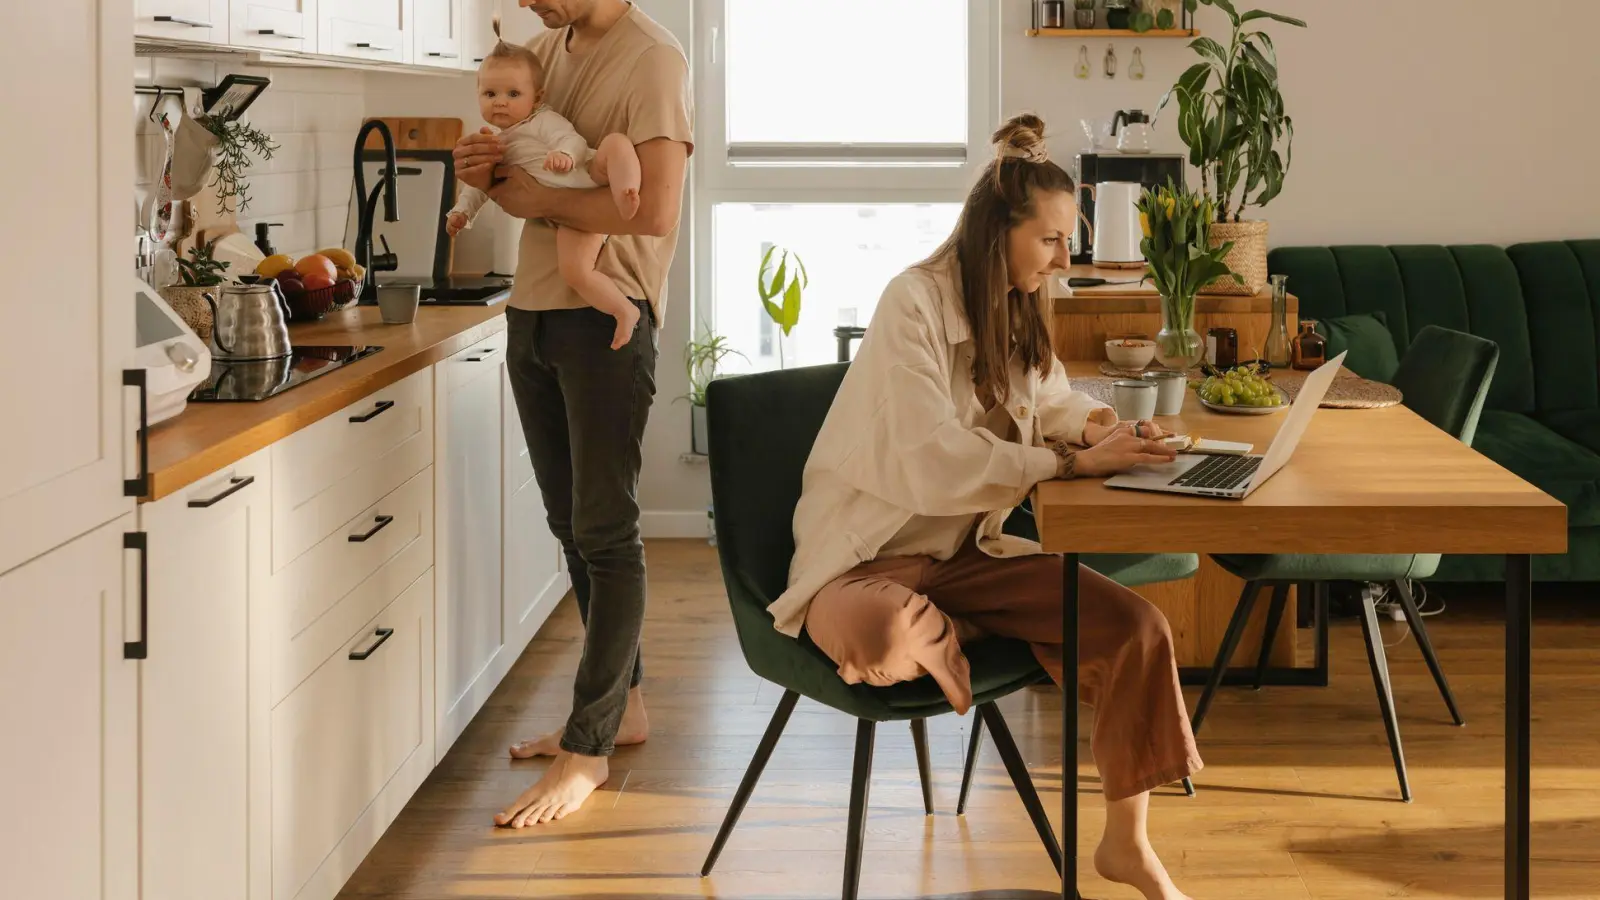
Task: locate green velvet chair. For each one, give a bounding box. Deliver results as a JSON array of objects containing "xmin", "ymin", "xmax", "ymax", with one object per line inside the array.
[
  {"xmin": 703, "ymin": 363, "xmax": 1061, "ymax": 900},
  {"xmin": 954, "ymin": 502, "xmax": 1201, "ymax": 810},
  {"xmin": 1192, "ymin": 325, "xmax": 1499, "ymax": 802}
]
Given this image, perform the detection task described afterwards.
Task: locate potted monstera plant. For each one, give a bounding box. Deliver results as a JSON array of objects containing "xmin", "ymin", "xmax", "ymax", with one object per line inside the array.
[{"xmin": 1159, "ymin": 0, "xmax": 1306, "ymax": 295}]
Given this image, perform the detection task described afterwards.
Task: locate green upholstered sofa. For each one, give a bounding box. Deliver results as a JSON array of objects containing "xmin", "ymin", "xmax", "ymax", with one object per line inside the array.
[{"xmin": 1268, "ymin": 240, "xmax": 1600, "ymax": 582}]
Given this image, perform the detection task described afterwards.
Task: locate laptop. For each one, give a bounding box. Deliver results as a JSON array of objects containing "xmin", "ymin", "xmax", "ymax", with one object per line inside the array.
[{"xmin": 1104, "ymin": 351, "xmax": 1349, "ymax": 500}]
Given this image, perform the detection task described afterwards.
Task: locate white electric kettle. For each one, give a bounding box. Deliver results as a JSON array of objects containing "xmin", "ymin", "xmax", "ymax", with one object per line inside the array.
[{"xmin": 1083, "ymin": 181, "xmax": 1146, "ymax": 269}]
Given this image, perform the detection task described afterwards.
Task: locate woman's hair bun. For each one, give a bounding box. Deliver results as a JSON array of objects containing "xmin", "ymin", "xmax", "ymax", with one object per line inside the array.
[{"xmin": 991, "ymin": 114, "xmax": 1050, "ymax": 165}]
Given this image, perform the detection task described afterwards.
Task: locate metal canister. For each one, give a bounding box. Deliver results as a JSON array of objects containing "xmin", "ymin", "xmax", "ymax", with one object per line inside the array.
[
  {"xmin": 1206, "ymin": 326, "xmax": 1238, "ymax": 368},
  {"xmin": 1041, "ymin": 0, "xmax": 1067, "ymax": 28}
]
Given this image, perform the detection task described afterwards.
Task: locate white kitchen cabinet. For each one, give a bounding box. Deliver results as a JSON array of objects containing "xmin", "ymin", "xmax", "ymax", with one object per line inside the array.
[
  {"xmin": 135, "ymin": 0, "xmax": 231, "ymax": 43},
  {"xmin": 230, "ymin": 0, "xmax": 318, "ymax": 53},
  {"xmin": 413, "ymin": 0, "xmax": 462, "ymax": 68},
  {"xmin": 0, "ymin": 517, "xmax": 139, "ymax": 900},
  {"xmin": 434, "ymin": 332, "xmax": 508, "ymax": 757},
  {"xmin": 137, "ymin": 451, "xmax": 270, "ymax": 900},
  {"xmin": 0, "ymin": 0, "xmax": 135, "ymax": 576},
  {"xmin": 318, "ymin": 0, "xmax": 410, "ymax": 64},
  {"xmin": 502, "ymin": 367, "xmax": 566, "ymax": 655},
  {"xmin": 462, "ymin": 0, "xmax": 495, "ymax": 66}
]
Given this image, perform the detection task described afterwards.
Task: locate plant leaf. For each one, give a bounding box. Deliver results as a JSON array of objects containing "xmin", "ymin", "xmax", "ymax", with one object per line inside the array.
[
  {"xmin": 1241, "ymin": 9, "xmax": 1306, "ymax": 27},
  {"xmin": 781, "ymin": 279, "xmax": 802, "ymax": 331},
  {"xmin": 1209, "ymin": 0, "xmax": 1241, "ymax": 25},
  {"xmin": 1157, "ymin": 7, "xmax": 1175, "ymax": 29},
  {"xmin": 1241, "ymin": 40, "xmax": 1277, "ymax": 82},
  {"xmin": 756, "ymin": 245, "xmax": 777, "ymax": 300},
  {"xmin": 770, "ymin": 254, "xmax": 788, "ymax": 311},
  {"xmin": 762, "ymin": 298, "xmax": 784, "ymax": 326},
  {"xmin": 1131, "ymin": 10, "xmax": 1155, "ymax": 31},
  {"xmin": 1184, "ymin": 0, "xmax": 1199, "ymax": 12},
  {"xmin": 1189, "ymin": 36, "xmax": 1229, "ymax": 66},
  {"xmin": 793, "ymin": 251, "xmax": 809, "ymax": 287}
]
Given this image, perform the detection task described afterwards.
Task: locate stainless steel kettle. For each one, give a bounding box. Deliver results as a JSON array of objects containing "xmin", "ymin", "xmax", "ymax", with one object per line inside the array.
[{"xmin": 205, "ymin": 281, "xmax": 292, "ymax": 361}]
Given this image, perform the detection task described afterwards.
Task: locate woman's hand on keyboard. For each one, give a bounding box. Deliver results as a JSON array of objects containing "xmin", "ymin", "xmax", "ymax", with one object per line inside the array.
[{"xmin": 1075, "ymin": 432, "xmax": 1179, "ymax": 477}]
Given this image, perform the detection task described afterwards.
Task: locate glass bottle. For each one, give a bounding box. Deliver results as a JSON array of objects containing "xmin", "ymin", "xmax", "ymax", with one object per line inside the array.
[
  {"xmin": 1291, "ymin": 320, "xmax": 1327, "ymax": 370},
  {"xmin": 1264, "ymin": 274, "xmax": 1293, "ymax": 368}
]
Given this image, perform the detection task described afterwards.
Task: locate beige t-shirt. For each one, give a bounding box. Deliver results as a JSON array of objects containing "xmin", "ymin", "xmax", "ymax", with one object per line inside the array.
[{"xmin": 512, "ymin": 4, "xmax": 694, "ymax": 320}]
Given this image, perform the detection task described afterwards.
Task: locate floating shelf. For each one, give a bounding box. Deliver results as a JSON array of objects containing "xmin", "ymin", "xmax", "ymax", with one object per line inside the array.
[{"xmin": 1025, "ymin": 28, "xmax": 1200, "ymax": 38}]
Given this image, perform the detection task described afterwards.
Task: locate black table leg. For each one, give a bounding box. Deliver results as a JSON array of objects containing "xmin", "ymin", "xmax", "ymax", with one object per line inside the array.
[
  {"xmin": 1506, "ymin": 554, "xmax": 1531, "ymax": 900},
  {"xmin": 1062, "ymin": 552, "xmax": 1080, "ymax": 900}
]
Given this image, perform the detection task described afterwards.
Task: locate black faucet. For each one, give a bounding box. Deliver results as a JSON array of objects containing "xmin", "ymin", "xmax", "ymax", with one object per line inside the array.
[{"xmin": 353, "ymin": 119, "xmax": 400, "ymax": 305}]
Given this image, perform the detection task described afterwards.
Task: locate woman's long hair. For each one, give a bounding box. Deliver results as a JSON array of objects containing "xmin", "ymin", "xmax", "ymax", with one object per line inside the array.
[{"xmin": 919, "ymin": 114, "xmax": 1077, "ymax": 406}]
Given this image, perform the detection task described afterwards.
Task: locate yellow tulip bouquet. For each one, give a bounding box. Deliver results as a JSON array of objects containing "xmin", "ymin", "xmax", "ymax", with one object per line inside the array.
[{"xmin": 1138, "ymin": 179, "xmax": 1243, "ymax": 369}]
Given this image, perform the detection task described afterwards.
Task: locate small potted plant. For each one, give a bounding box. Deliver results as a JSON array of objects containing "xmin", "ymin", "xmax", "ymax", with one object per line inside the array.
[
  {"xmin": 1131, "ymin": 0, "xmax": 1178, "ymax": 31},
  {"xmin": 683, "ymin": 330, "xmax": 745, "ymax": 456},
  {"xmin": 1103, "ymin": 0, "xmax": 1132, "ymax": 29},
  {"xmin": 159, "ymin": 237, "xmax": 231, "ymax": 341},
  {"xmin": 1074, "ymin": 0, "xmax": 1097, "ymax": 28},
  {"xmin": 757, "ymin": 245, "xmax": 807, "ymax": 369}
]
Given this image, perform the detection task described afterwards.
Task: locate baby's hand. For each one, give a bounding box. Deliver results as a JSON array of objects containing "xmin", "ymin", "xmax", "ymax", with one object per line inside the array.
[
  {"xmin": 446, "ymin": 211, "xmax": 469, "ymax": 237},
  {"xmin": 544, "ymin": 151, "xmax": 574, "ymax": 174}
]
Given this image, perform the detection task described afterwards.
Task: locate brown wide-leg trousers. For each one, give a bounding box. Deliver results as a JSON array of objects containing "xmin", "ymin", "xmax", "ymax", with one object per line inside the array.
[{"xmin": 803, "ymin": 541, "xmax": 1202, "ymax": 801}]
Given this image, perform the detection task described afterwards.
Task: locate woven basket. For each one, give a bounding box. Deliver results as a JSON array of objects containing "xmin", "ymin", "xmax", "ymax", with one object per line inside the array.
[
  {"xmin": 159, "ymin": 285, "xmax": 215, "ymax": 342},
  {"xmin": 1203, "ymin": 219, "xmax": 1270, "ymax": 296}
]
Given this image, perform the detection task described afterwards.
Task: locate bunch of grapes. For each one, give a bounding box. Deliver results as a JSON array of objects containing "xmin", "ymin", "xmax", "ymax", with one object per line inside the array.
[{"xmin": 1195, "ymin": 364, "xmax": 1283, "ymax": 408}]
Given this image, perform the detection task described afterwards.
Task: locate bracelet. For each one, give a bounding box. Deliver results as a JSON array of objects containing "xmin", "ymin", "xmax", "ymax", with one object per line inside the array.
[{"xmin": 1049, "ymin": 439, "xmax": 1078, "ymax": 480}]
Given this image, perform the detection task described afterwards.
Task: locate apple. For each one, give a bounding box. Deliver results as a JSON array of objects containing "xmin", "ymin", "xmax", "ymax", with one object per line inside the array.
[{"xmin": 302, "ymin": 271, "xmax": 336, "ymax": 292}]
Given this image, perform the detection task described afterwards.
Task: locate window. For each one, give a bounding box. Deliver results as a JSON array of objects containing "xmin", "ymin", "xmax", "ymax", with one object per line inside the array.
[{"xmin": 696, "ymin": 1, "xmax": 997, "ymax": 357}]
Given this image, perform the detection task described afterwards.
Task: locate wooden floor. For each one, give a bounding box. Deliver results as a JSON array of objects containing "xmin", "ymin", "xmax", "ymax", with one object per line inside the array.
[{"xmin": 337, "ymin": 541, "xmax": 1600, "ymax": 899}]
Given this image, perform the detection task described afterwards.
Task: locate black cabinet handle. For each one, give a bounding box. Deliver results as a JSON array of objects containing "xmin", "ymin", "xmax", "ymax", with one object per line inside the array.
[
  {"xmin": 123, "ymin": 370, "xmax": 150, "ymax": 498},
  {"xmin": 355, "ymin": 41, "xmax": 397, "ymax": 51},
  {"xmin": 464, "ymin": 354, "xmax": 493, "ymax": 362},
  {"xmin": 124, "ymin": 533, "xmax": 149, "ymax": 660},
  {"xmin": 257, "ymin": 29, "xmax": 304, "ymax": 38},
  {"xmin": 472, "ymin": 57, "xmax": 485, "ymax": 63},
  {"xmin": 348, "ymin": 627, "xmax": 395, "ymax": 661},
  {"xmin": 349, "ymin": 400, "xmax": 395, "ymax": 423},
  {"xmin": 187, "ymin": 475, "xmax": 255, "ymax": 509},
  {"xmin": 428, "ymin": 51, "xmax": 460, "ymax": 58},
  {"xmin": 348, "ymin": 515, "xmax": 395, "ymax": 543},
  {"xmin": 154, "ymin": 15, "xmax": 213, "ymax": 27}
]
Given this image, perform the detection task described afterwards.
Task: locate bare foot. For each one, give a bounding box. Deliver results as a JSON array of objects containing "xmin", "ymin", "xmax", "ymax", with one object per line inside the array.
[
  {"xmin": 494, "ymin": 750, "xmax": 609, "ymax": 827},
  {"xmin": 511, "ymin": 686, "xmax": 650, "ymax": 758},
  {"xmin": 609, "ymin": 300, "xmax": 641, "ymax": 350},
  {"xmin": 613, "ymin": 183, "xmax": 641, "ymax": 220},
  {"xmin": 1094, "ymin": 840, "xmax": 1193, "ymax": 900}
]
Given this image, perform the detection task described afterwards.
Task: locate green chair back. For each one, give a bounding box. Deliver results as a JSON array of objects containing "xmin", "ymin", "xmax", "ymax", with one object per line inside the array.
[{"xmin": 1391, "ymin": 325, "xmax": 1500, "ymax": 445}]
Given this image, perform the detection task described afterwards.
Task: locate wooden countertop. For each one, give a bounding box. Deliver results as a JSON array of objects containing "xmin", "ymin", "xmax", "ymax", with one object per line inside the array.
[
  {"xmin": 1048, "ymin": 264, "xmax": 1296, "ymax": 314},
  {"xmin": 144, "ymin": 305, "xmax": 508, "ymax": 502}
]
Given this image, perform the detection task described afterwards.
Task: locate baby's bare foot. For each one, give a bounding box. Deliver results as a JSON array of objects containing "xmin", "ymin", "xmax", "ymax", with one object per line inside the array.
[
  {"xmin": 1094, "ymin": 839, "xmax": 1194, "ymax": 900},
  {"xmin": 494, "ymin": 750, "xmax": 609, "ymax": 827},
  {"xmin": 610, "ymin": 301, "xmax": 641, "ymax": 350}
]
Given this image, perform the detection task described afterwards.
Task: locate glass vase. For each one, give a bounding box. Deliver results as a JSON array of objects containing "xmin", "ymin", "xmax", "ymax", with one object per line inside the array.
[
  {"xmin": 1264, "ymin": 274, "xmax": 1293, "ymax": 368},
  {"xmin": 1155, "ymin": 290, "xmax": 1204, "ymax": 371}
]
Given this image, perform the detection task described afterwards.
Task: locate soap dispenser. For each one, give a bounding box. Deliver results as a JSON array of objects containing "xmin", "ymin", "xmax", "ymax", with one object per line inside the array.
[{"xmin": 254, "ymin": 221, "xmax": 284, "ymax": 257}]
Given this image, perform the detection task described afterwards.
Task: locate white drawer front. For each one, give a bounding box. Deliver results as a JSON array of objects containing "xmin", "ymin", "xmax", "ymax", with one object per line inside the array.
[
  {"xmin": 272, "ymin": 369, "xmax": 431, "ymax": 571},
  {"xmin": 325, "ymin": 13, "xmax": 406, "ymax": 63},
  {"xmin": 441, "ymin": 331, "xmax": 507, "ymax": 395},
  {"xmin": 271, "ymin": 572, "xmax": 432, "ymax": 900},
  {"xmin": 272, "ymin": 468, "xmax": 432, "ymax": 703},
  {"xmin": 230, "ymin": 0, "xmax": 316, "ymax": 53}
]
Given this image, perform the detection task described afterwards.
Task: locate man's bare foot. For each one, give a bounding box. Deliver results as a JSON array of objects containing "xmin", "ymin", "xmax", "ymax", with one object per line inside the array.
[
  {"xmin": 494, "ymin": 750, "xmax": 609, "ymax": 827},
  {"xmin": 613, "ymin": 183, "xmax": 641, "ymax": 220},
  {"xmin": 510, "ymin": 686, "xmax": 650, "ymax": 758},
  {"xmin": 608, "ymin": 300, "xmax": 641, "ymax": 350},
  {"xmin": 1094, "ymin": 840, "xmax": 1193, "ymax": 900}
]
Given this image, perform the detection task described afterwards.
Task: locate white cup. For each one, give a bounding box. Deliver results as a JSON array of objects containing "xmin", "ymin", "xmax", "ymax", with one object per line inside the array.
[
  {"xmin": 1141, "ymin": 370, "xmax": 1188, "ymax": 416},
  {"xmin": 1112, "ymin": 379, "xmax": 1158, "ymax": 422},
  {"xmin": 376, "ymin": 283, "xmax": 421, "ymax": 324}
]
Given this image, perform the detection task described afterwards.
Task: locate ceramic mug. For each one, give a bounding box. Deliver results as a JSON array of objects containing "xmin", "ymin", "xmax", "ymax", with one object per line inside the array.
[
  {"xmin": 1112, "ymin": 379, "xmax": 1158, "ymax": 422},
  {"xmin": 1141, "ymin": 370, "xmax": 1188, "ymax": 416}
]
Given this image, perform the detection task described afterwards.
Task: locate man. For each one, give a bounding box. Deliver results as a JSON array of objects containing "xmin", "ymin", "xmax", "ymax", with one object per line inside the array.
[{"xmin": 452, "ymin": 0, "xmax": 692, "ymax": 828}]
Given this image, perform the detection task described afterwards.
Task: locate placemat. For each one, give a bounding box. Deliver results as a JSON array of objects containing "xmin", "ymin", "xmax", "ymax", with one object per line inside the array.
[{"xmin": 1085, "ymin": 363, "xmax": 1403, "ymax": 409}]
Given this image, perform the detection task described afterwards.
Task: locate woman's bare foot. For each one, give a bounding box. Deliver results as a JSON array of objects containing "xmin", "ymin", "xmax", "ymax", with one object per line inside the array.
[
  {"xmin": 494, "ymin": 750, "xmax": 609, "ymax": 827},
  {"xmin": 510, "ymin": 686, "xmax": 650, "ymax": 758},
  {"xmin": 609, "ymin": 300, "xmax": 641, "ymax": 350},
  {"xmin": 1093, "ymin": 840, "xmax": 1193, "ymax": 900}
]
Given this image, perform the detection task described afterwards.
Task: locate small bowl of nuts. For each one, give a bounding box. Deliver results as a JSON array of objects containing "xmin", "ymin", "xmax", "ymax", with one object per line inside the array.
[{"xmin": 1105, "ymin": 337, "xmax": 1157, "ymax": 370}]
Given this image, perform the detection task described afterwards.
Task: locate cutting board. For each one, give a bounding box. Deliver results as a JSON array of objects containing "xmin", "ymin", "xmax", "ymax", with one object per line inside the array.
[{"xmin": 362, "ymin": 117, "xmax": 464, "ymax": 152}]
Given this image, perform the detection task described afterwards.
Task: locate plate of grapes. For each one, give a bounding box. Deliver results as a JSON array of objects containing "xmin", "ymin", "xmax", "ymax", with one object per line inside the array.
[{"xmin": 1194, "ymin": 364, "xmax": 1288, "ymax": 415}]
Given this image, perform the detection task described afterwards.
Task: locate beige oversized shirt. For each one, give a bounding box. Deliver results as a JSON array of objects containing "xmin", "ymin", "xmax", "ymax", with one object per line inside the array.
[
  {"xmin": 513, "ymin": 3, "xmax": 694, "ymax": 319},
  {"xmin": 768, "ymin": 257, "xmax": 1112, "ymax": 637}
]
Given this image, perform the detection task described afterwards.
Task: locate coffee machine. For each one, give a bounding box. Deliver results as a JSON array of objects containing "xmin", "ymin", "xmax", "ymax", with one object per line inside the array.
[{"xmin": 1073, "ymin": 152, "xmax": 1185, "ymax": 264}]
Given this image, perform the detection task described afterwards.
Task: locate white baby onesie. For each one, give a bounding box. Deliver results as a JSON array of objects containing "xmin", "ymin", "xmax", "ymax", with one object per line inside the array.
[{"xmin": 450, "ymin": 106, "xmax": 598, "ymax": 226}]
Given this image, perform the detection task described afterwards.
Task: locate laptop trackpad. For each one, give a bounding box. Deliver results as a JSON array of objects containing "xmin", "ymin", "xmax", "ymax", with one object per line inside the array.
[{"xmin": 1105, "ymin": 455, "xmax": 1200, "ymax": 489}]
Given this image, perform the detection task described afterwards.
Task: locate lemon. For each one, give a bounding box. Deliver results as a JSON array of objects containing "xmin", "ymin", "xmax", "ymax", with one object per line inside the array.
[
  {"xmin": 255, "ymin": 254, "xmax": 296, "ymax": 278},
  {"xmin": 317, "ymin": 247, "xmax": 358, "ymax": 270}
]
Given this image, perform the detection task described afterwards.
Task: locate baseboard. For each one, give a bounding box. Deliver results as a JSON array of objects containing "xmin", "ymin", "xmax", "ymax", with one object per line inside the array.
[{"xmin": 641, "ymin": 510, "xmax": 710, "ymax": 539}]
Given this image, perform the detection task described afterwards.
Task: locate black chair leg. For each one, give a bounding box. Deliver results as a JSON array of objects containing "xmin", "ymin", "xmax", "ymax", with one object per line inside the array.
[
  {"xmin": 910, "ymin": 718, "xmax": 934, "ymax": 816},
  {"xmin": 977, "ymin": 702, "xmax": 1064, "ymax": 876},
  {"xmin": 1191, "ymin": 580, "xmax": 1265, "ymax": 734},
  {"xmin": 1181, "ymin": 776, "xmax": 1195, "ymax": 796},
  {"xmin": 1392, "ymin": 580, "xmax": 1465, "ymax": 726},
  {"xmin": 701, "ymin": 689, "xmax": 800, "ymax": 877},
  {"xmin": 957, "ymin": 712, "xmax": 984, "ymax": 815},
  {"xmin": 1358, "ymin": 592, "xmax": 1412, "ymax": 803},
  {"xmin": 1252, "ymin": 583, "xmax": 1293, "ymax": 690},
  {"xmin": 842, "ymin": 719, "xmax": 876, "ymax": 900}
]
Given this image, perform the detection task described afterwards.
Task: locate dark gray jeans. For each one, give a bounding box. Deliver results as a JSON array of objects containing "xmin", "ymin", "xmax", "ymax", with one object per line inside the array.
[{"xmin": 504, "ymin": 300, "xmax": 656, "ymax": 757}]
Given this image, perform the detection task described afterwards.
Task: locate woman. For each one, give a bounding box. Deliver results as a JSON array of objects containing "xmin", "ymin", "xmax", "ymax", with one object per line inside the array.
[{"xmin": 769, "ymin": 114, "xmax": 1201, "ymax": 900}]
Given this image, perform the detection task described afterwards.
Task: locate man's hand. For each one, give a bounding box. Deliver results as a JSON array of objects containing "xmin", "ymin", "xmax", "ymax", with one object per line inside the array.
[
  {"xmin": 445, "ymin": 211, "xmax": 469, "ymax": 238},
  {"xmin": 1074, "ymin": 432, "xmax": 1178, "ymax": 477},
  {"xmin": 487, "ymin": 166, "xmax": 561, "ymax": 221},
  {"xmin": 543, "ymin": 150, "xmax": 574, "ymax": 174},
  {"xmin": 453, "ymin": 127, "xmax": 503, "ymax": 193}
]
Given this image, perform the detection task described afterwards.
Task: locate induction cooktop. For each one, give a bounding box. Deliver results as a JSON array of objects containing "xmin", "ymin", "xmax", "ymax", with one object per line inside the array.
[{"xmin": 188, "ymin": 345, "xmax": 384, "ymax": 402}]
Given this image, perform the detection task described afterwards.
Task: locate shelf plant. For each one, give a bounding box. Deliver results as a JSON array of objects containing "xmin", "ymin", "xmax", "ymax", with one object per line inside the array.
[{"xmin": 201, "ymin": 113, "xmax": 278, "ymax": 215}]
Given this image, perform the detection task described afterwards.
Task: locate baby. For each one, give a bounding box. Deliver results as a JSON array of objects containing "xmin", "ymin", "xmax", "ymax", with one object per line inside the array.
[{"xmin": 447, "ymin": 22, "xmax": 643, "ymax": 350}]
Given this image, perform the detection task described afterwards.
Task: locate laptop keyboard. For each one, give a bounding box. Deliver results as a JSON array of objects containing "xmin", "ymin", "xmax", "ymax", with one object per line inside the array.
[{"xmin": 1170, "ymin": 454, "xmax": 1262, "ymax": 491}]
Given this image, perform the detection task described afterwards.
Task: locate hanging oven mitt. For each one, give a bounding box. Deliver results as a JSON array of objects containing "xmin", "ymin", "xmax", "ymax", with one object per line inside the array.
[{"xmin": 169, "ymin": 88, "xmax": 217, "ymax": 203}]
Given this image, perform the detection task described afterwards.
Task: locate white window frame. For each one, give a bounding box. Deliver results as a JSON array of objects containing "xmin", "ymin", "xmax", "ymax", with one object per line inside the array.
[{"xmin": 692, "ymin": 0, "xmax": 998, "ymax": 333}]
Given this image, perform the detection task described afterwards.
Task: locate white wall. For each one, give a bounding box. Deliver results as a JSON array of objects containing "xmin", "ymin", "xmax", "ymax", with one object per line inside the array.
[
  {"xmin": 1002, "ymin": 0, "xmax": 1600, "ymax": 246},
  {"xmin": 361, "ymin": 0, "xmax": 705, "ymax": 539},
  {"xmin": 135, "ymin": 58, "xmax": 367, "ymax": 257}
]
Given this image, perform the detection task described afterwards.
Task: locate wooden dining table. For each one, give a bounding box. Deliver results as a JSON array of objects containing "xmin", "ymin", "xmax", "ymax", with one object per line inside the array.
[{"xmin": 1037, "ymin": 361, "xmax": 1568, "ymax": 900}]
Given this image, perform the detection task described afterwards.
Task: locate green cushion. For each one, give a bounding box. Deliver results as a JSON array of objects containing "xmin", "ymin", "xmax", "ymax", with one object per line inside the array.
[
  {"xmin": 1392, "ymin": 245, "xmax": 1472, "ymax": 339},
  {"xmin": 1004, "ymin": 504, "xmax": 1199, "ymax": 586},
  {"xmin": 1329, "ymin": 246, "xmax": 1412, "ymax": 350},
  {"xmin": 1508, "ymin": 241, "xmax": 1598, "ymax": 413},
  {"xmin": 1319, "ymin": 311, "xmax": 1401, "ymax": 382},
  {"xmin": 1474, "ymin": 411, "xmax": 1600, "ymax": 528},
  {"xmin": 1213, "ymin": 553, "xmax": 1436, "ymax": 583}
]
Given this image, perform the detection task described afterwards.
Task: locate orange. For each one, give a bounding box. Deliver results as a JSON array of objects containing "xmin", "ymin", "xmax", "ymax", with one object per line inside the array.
[{"xmin": 294, "ymin": 254, "xmax": 337, "ymax": 282}]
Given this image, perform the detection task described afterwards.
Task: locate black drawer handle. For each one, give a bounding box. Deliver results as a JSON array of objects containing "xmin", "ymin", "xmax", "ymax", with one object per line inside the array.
[
  {"xmin": 187, "ymin": 475, "xmax": 255, "ymax": 509},
  {"xmin": 257, "ymin": 29, "xmax": 304, "ymax": 38},
  {"xmin": 348, "ymin": 627, "xmax": 395, "ymax": 661},
  {"xmin": 464, "ymin": 353, "xmax": 494, "ymax": 362},
  {"xmin": 349, "ymin": 400, "xmax": 395, "ymax": 423},
  {"xmin": 154, "ymin": 15, "xmax": 213, "ymax": 27},
  {"xmin": 428, "ymin": 51, "xmax": 460, "ymax": 58},
  {"xmin": 348, "ymin": 515, "xmax": 395, "ymax": 543},
  {"xmin": 124, "ymin": 533, "xmax": 149, "ymax": 660},
  {"xmin": 355, "ymin": 41, "xmax": 396, "ymax": 51}
]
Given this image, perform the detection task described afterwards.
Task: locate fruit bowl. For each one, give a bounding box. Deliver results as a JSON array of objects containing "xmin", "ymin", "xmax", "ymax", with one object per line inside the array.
[{"xmin": 282, "ymin": 279, "xmax": 359, "ymax": 322}]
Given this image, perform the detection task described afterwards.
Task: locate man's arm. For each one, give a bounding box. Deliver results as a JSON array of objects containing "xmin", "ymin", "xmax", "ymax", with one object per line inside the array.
[{"xmin": 488, "ymin": 137, "xmax": 687, "ymax": 237}]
